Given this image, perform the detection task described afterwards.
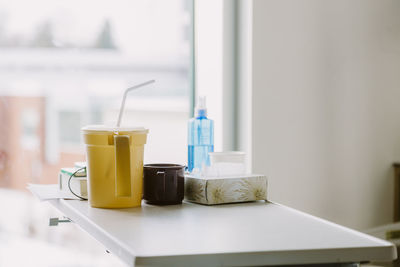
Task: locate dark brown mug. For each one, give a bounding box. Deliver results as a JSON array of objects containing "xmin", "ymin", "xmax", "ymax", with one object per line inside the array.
[{"xmin": 143, "ymin": 164, "xmax": 185, "ymax": 205}]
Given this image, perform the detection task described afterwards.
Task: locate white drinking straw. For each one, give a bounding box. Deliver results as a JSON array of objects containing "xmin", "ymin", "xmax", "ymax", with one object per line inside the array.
[{"xmin": 116, "ymin": 79, "xmax": 155, "ymax": 127}]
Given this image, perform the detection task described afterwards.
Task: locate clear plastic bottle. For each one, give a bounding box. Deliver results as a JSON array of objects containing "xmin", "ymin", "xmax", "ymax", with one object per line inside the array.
[{"xmin": 188, "ymin": 96, "xmax": 214, "ymax": 173}]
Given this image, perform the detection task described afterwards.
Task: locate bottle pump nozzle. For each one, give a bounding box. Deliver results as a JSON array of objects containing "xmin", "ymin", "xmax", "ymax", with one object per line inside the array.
[{"xmin": 195, "ymin": 96, "xmax": 207, "ymax": 118}]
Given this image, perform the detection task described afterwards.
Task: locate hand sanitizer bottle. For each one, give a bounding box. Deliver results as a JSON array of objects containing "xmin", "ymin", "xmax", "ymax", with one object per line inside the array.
[{"xmin": 188, "ymin": 96, "xmax": 214, "ymax": 173}]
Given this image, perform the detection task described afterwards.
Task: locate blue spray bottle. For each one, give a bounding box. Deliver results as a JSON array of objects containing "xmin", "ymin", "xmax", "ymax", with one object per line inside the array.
[{"xmin": 188, "ymin": 96, "xmax": 214, "ymax": 173}]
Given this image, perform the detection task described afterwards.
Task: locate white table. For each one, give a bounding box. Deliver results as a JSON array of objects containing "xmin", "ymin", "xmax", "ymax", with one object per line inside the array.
[{"xmin": 49, "ymin": 199, "xmax": 396, "ymax": 266}]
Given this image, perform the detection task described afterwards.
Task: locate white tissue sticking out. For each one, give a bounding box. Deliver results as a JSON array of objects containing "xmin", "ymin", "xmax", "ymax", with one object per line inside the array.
[{"xmin": 201, "ymin": 162, "xmax": 246, "ymax": 178}]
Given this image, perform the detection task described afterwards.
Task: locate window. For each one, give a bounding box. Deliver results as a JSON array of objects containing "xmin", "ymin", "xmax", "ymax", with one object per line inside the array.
[
  {"xmin": 21, "ymin": 108, "xmax": 40, "ymax": 150},
  {"xmin": 0, "ymin": 0, "xmax": 193, "ymax": 265},
  {"xmin": 58, "ymin": 111, "xmax": 81, "ymax": 145}
]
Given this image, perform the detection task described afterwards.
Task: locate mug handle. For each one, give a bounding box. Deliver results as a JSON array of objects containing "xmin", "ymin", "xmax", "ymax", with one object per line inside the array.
[
  {"xmin": 114, "ymin": 135, "xmax": 132, "ymax": 197},
  {"xmin": 157, "ymin": 171, "xmax": 166, "ymax": 200}
]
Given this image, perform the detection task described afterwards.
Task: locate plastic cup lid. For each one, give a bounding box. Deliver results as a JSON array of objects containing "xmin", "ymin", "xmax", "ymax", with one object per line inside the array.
[{"xmin": 82, "ymin": 125, "xmax": 148, "ymax": 134}]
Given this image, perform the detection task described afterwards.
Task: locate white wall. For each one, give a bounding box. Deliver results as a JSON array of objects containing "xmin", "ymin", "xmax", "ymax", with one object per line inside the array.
[{"xmin": 251, "ymin": 0, "xmax": 400, "ymax": 230}]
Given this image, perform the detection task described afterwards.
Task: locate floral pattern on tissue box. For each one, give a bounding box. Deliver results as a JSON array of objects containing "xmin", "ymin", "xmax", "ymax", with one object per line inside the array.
[{"xmin": 184, "ymin": 175, "xmax": 268, "ymax": 205}]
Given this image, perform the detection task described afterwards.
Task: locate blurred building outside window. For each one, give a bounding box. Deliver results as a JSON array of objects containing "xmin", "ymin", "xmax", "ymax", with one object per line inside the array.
[{"xmin": 0, "ymin": 0, "xmax": 193, "ymax": 266}]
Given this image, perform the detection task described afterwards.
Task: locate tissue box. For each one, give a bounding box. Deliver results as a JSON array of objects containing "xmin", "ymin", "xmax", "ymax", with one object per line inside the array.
[{"xmin": 184, "ymin": 174, "xmax": 267, "ymax": 205}]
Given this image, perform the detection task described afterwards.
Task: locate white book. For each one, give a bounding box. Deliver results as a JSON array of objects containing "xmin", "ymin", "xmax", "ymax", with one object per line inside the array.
[
  {"xmin": 74, "ymin": 162, "xmax": 87, "ymax": 169},
  {"xmin": 58, "ymin": 167, "xmax": 87, "ymax": 199}
]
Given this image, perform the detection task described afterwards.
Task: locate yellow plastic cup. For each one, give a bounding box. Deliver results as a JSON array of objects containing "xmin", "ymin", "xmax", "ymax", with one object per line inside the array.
[{"xmin": 82, "ymin": 125, "xmax": 149, "ymax": 208}]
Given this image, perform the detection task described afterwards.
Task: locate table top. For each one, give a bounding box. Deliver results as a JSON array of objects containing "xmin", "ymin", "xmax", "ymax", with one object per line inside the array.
[{"xmin": 49, "ymin": 199, "xmax": 396, "ymax": 266}]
